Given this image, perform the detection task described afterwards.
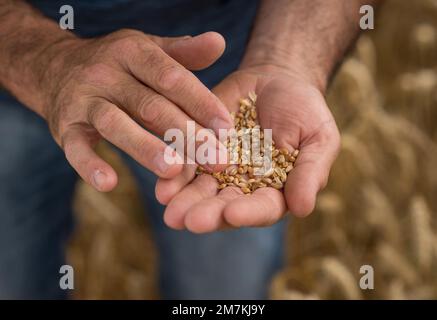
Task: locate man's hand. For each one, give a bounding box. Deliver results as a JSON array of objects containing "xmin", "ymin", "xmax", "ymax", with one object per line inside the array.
[
  {"xmin": 38, "ymin": 30, "xmax": 232, "ymax": 191},
  {"xmin": 0, "ymin": 0, "xmax": 234, "ymax": 192},
  {"xmin": 155, "ymin": 65, "xmax": 340, "ymax": 233}
]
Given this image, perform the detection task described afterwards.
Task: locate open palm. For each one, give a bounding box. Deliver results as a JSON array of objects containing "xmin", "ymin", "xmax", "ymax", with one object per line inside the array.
[{"xmin": 155, "ymin": 66, "xmax": 340, "ymax": 233}]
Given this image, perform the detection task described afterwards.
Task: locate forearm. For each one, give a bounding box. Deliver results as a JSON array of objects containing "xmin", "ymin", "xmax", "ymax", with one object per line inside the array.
[
  {"xmin": 0, "ymin": 0, "xmax": 76, "ymax": 116},
  {"xmin": 241, "ymin": 0, "xmax": 382, "ymax": 92}
]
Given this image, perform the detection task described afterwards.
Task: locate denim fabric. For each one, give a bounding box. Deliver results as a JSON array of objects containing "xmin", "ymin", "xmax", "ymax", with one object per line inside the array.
[
  {"xmin": 0, "ymin": 0, "xmax": 287, "ymax": 299},
  {"xmin": 0, "ymin": 96, "xmax": 76, "ymax": 299}
]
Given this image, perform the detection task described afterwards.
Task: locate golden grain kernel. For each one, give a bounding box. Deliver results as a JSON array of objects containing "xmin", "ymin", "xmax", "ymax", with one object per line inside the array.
[
  {"xmin": 272, "ymin": 149, "xmax": 280, "ymax": 157},
  {"xmin": 248, "ymin": 91, "xmax": 257, "ymax": 103},
  {"xmin": 247, "ymin": 120, "xmax": 256, "ymax": 127},
  {"xmin": 292, "ymin": 149, "xmax": 300, "ymax": 157},
  {"xmin": 264, "ymin": 168, "xmax": 274, "ymax": 177},
  {"xmin": 279, "ymin": 148, "xmax": 289, "ymax": 155},
  {"xmin": 239, "ymin": 98, "xmax": 251, "ymax": 108},
  {"xmin": 253, "ymin": 160, "xmax": 263, "ymax": 167},
  {"xmin": 242, "ymin": 187, "xmax": 251, "ymax": 194},
  {"xmin": 262, "ymin": 177, "xmax": 273, "ymax": 184},
  {"xmin": 271, "ymin": 182, "xmax": 283, "ymax": 189},
  {"xmin": 237, "ymin": 182, "xmax": 248, "ymax": 188},
  {"xmin": 251, "ymin": 110, "xmax": 257, "ymax": 119},
  {"xmin": 225, "ymin": 166, "xmax": 238, "ymax": 176}
]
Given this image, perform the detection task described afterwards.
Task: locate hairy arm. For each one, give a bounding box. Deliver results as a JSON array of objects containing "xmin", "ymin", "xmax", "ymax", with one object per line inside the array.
[
  {"xmin": 0, "ymin": 0, "xmax": 75, "ymax": 117},
  {"xmin": 241, "ymin": 0, "xmax": 383, "ymax": 92}
]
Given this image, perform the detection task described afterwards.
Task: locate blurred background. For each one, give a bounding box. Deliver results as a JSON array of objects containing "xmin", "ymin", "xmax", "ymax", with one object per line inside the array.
[{"xmin": 68, "ymin": 0, "xmax": 437, "ymax": 299}]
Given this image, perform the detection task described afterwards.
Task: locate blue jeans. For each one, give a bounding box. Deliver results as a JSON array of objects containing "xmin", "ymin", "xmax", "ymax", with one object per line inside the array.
[{"xmin": 0, "ymin": 95, "xmax": 287, "ymax": 299}]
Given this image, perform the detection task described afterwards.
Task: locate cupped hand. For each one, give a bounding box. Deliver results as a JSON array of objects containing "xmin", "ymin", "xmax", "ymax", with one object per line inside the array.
[
  {"xmin": 41, "ymin": 29, "xmax": 233, "ymax": 192},
  {"xmin": 156, "ymin": 65, "xmax": 341, "ymax": 233}
]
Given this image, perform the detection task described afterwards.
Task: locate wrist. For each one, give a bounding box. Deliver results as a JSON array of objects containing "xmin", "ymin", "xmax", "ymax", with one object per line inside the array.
[
  {"xmin": 33, "ymin": 36, "xmax": 84, "ymax": 118},
  {"xmin": 16, "ymin": 35, "xmax": 81, "ymax": 119},
  {"xmin": 0, "ymin": 3, "xmax": 78, "ymax": 118},
  {"xmin": 240, "ymin": 47, "xmax": 329, "ymax": 94}
]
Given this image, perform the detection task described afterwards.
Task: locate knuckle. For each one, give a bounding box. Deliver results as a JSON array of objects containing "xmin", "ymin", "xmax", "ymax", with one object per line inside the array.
[
  {"xmin": 142, "ymin": 47, "xmax": 166, "ymax": 69},
  {"xmin": 81, "ymin": 63, "xmax": 112, "ymax": 86},
  {"xmin": 113, "ymin": 28, "xmax": 144, "ymax": 38},
  {"xmin": 138, "ymin": 94, "xmax": 169, "ymax": 128},
  {"xmin": 89, "ymin": 104, "xmax": 118, "ymax": 136},
  {"xmin": 114, "ymin": 37, "xmax": 138, "ymax": 52},
  {"xmin": 155, "ymin": 65, "xmax": 184, "ymax": 91},
  {"xmin": 133, "ymin": 134, "xmax": 162, "ymax": 165},
  {"xmin": 108, "ymin": 31, "xmax": 146, "ymax": 54}
]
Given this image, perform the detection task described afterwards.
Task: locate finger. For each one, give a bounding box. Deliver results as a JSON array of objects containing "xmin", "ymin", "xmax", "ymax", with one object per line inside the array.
[
  {"xmin": 184, "ymin": 186, "xmax": 242, "ymax": 234},
  {"xmin": 103, "ymin": 72, "xmax": 228, "ymax": 172},
  {"xmin": 87, "ymin": 100, "xmax": 183, "ymax": 178},
  {"xmin": 150, "ymin": 32, "xmax": 226, "ymax": 71},
  {"xmin": 121, "ymin": 40, "xmax": 234, "ymax": 134},
  {"xmin": 223, "ymin": 187, "xmax": 287, "ymax": 227},
  {"xmin": 155, "ymin": 164, "xmax": 197, "ymax": 205},
  {"xmin": 163, "ymin": 174, "xmax": 218, "ymax": 230},
  {"xmin": 62, "ymin": 125, "xmax": 118, "ymax": 192},
  {"xmin": 284, "ymin": 128, "xmax": 341, "ymax": 217}
]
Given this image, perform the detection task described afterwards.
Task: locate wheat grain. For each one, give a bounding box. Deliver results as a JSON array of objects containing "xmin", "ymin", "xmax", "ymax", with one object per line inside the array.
[{"xmin": 196, "ymin": 91, "xmax": 299, "ymax": 193}]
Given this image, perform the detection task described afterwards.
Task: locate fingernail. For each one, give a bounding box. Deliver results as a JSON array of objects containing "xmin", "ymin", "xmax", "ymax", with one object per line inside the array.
[
  {"xmin": 210, "ymin": 117, "xmax": 233, "ymax": 135},
  {"xmin": 154, "ymin": 152, "xmax": 170, "ymax": 174},
  {"xmin": 92, "ymin": 170, "xmax": 106, "ymax": 190}
]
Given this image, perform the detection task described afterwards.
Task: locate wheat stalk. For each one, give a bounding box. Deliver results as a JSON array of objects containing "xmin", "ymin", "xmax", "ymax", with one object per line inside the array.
[{"xmin": 318, "ymin": 257, "xmax": 362, "ymax": 300}]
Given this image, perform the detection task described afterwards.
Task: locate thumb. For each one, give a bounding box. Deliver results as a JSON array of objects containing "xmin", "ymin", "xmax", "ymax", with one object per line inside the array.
[{"xmin": 150, "ymin": 32, "xmax": 226, "ymax": 71}]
